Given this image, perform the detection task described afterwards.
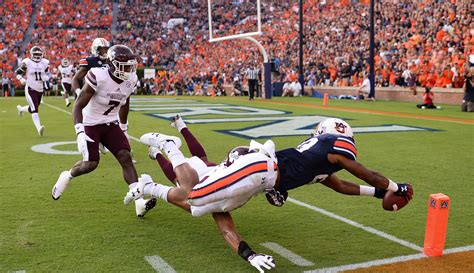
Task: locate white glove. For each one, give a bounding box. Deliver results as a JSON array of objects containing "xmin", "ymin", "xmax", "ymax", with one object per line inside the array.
[
  {"xmin": 120, "ymin": 122, "xmax": 129, "ymax": 140},
  {"xmin": 75, "ymin": 88, "xmax": 82, "ymax": 96},
  {"xmin": 124, "ymin": 174, "xmax": 153, "ymax": 204},
  {"xmin": 16, "ymin": 75, "xmax": 27, "ymax": 85},
  {"xmin": 75, "ymin": 123, "xmax": 94, "ymax": 156},
  {"xmin": 76, "ymin": 132, "xmax": 94, "ymax": 156},
  {"xmin": 248, "ymin": 254, "xmax": 275, "ymax": 273}
]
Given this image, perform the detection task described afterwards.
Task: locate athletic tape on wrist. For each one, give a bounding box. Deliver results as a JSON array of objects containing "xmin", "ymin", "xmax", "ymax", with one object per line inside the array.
[{"xmin": 238, "ymin": 241, "xmax": 256, "ymax": 261}]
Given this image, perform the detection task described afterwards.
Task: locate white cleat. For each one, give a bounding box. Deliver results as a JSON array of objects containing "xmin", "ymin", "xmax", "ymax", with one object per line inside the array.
[
  {"xmin": 135, "ymin": 198, "xmax": 157, "ymax": 218},
  {"xmin": 52, "ymin": 171, "xmax": 72, "ymax": 200},
  {"xmin": 38, "ymin": 125, "xmax": 45, "ymax": 136},
  {"xmin": 148, "ymin": 146, "xmax": 162, "ymax": 160},
  {"xmin": 140, "ymin": 132, "xmax": 182, "ymax": 150},
  {"xmin": 16, "ymin": 105, "xmax": 23, "ymax": 117},
  {"xmin": 66, "ymin": 101, "xmax": 71, "ymax": 107},
  {"xmin": 124, "ymin": 174, "xmax": 154, "ymax": 205},
  {"xmin": 171, "ymin": 114, "xmax": 187, "ymax": 132}
]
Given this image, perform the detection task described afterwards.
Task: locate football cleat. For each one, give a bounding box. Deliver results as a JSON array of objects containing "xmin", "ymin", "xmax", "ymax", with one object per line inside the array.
[
  {"xmin": 52, "ymin": 171, "xmax": 72, "ymax": 200},
  {"xmin": 140, "ymin": 132, "xmax": 182, "ymax": 150},
  {"xmin": 170, "ymin": 115, "xmax": 187, "ymax": 132},
  {"xmin": 38, "ymin": 125, "xmax": 45, "ymax": 136},
  {"xmin": 135, "ymin": 198, "xmax": 157, "ymax": 218},
  {"xmin": 66, "ymin": 100, "xmax": 71, "ymax": 107},
  {"xmin": 16, "ymin": 105, "xmax": 23, "ymax": 117},
  {"xmin": 148, "ymin": 146, "xmax": 162, "ymax": 160}
]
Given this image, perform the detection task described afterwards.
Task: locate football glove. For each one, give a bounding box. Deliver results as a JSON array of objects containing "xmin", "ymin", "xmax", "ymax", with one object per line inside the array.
[
  {"xmin": 76, "ymin": 132, "xmax": 94, "ymax": 157},
  {"xmin": 395, "ymin": 183, "xmax": 413, "ymax": 202},
  {"xmin": 265, "ymin": 188, "xmax": 288, "ymax": 207},
  {"xmin": 248, "ymin": 254, "xmax": 275, "ymax": 273},
  {"xmin": 120, "ymin": 122, "xmax": 129, "ymax": 139},
  {"xmin": 16, "ymin": 75, "xmax": 27, "ymax": 85}
]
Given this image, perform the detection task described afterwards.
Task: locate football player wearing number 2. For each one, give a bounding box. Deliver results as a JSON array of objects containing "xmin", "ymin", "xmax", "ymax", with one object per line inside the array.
[{"xmin": 51, "ymin": 45, "xmax": 156, "ymax": 217}]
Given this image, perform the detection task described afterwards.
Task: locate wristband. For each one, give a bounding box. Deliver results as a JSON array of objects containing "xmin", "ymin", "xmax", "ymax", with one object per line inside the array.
[
  {"xmin": 238, "ymin": 241, "xmax": 256, "ymax": 261},
  {"xmin": 374, "ymin": 188, "xmax": 387, "ymax": 199},
  {"xmin": 119, "ymin": 122, "xmax": 128, "ymax": 132},
  {"xmin": 386, "ymin": 179, "xmax": 399, "ymax": 192},
  {"xmin": 74, "ymin": 123, "xmax": 85, "ymax": 135}
]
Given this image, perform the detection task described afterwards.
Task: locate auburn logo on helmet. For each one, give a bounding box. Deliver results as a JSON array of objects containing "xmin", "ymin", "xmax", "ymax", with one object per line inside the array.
[{"xmin": 334, "ymin": 122, "xmax": 347, "ymax": 134}]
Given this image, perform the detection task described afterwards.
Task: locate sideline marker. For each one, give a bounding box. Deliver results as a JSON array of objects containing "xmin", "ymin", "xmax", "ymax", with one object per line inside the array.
[
  {"xmin": 424, "ymin": 193, "xmax": 450, "ymax": 256},
  {"xmin": 323, "ymin": 93, "xmax": 329, "ymax": 106}
]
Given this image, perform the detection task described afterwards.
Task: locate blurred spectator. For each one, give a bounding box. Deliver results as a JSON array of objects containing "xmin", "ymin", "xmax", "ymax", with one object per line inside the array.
[
  {"xmin": 417, "ymin": 87, "xmax": 440, "ymax": 109},
  {"xmin": 461, "ymin": 67, "xmax": 474, "ymax": 112}
]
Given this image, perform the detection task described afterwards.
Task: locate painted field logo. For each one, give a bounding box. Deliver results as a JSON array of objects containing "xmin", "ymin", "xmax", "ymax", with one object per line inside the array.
[
  {"xmin": 430, "ymin": 199, "xmax": 437, "ymax": 208},
  {"xmin": 441, "ymin": 201, "xmax": 449, "ymax": 208},
  {"xmin": 131, "ymin": 99, "xmax": 436, "ymax": 139}
]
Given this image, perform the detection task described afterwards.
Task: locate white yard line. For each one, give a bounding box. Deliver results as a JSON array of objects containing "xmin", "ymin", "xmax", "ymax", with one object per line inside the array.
[
  {"xmin": 144, "ymin": 256, "xmax": 177, "ymax": 273},
  {"xmin": 287, "ymin": 198, "xmax": 423, "ymax": 252},
  {"xmin": 261, "ymin": 242, "xmax": 315, "ymax": 266},
  {"xmin": 304, "ymin": 244, "xmax": 474, "ymax": 273}
]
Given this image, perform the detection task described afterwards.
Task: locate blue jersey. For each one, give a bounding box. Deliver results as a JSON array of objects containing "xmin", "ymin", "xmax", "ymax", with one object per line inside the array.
[
  {"xmin": 79, "ymin": 56, "xmax": 107, "ymax": 69},
  {"xmin": 275, "ymin": 134, "xmax": 357, "ymax": 192}
]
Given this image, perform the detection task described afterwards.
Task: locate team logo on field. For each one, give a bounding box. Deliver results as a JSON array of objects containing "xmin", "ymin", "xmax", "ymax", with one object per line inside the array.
[
  {"xmin": 430, "ymin": 199, "xmax": 436, "ymax": 208},
  {"xmin": 441, "ymin": 201, "xmax": 449, "ymax": 208}
]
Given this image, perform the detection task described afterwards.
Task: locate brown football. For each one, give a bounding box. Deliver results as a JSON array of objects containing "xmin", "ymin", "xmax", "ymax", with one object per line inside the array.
[{"xmin": 383, "ymin": 191, "xmax": 409, "ymax": 211}]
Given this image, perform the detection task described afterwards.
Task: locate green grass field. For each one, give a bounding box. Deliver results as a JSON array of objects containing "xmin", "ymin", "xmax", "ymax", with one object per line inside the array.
[{"xmin": 0, "ymin": 95, "xmax": 473, "ymax": 272}]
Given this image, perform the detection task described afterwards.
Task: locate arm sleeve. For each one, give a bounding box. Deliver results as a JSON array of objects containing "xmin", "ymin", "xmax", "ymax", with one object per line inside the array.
[
  {"xmin": 330, "ymin": 136, "xmax": 358, "ymax": 160},
  {"xmin": 85, "ymin": 70, "xmax": 98, "ymax": 91}
]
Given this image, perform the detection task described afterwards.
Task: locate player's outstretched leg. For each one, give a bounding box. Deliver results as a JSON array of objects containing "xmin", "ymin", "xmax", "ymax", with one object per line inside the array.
[
  {"xmin": 171, "ymin": 115, "xmax": 207, "ymax": 160},
  {"xmin": 148, "ymin": 146, "xmax": 177, "ymax": 183}
]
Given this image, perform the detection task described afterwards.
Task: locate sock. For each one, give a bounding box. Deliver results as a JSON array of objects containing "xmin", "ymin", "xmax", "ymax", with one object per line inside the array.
[
  {"xmin": 163, "ymin": 141, "xmax": 186, "ymax": 169},
  {"xmin": 21, "ymin": 106, "xmax": 29, "ymax": 112},
  {"xmin": 359, "ymin": 185, "xmax": 375, "ymax": 196},
  {"xmin": 144, "ymin": 183, "xmax": 171, "ymax": 203},
  {"xmin": 181, "ymin": 128, "xmax": 207, "ymax": 158},
  {"xmin": 156, "ymin": 153, "xmax": 177, "ymax": 182},
  {"xmin": 31, "ymin": 113, "xmax": 42, "ymax": 131}
]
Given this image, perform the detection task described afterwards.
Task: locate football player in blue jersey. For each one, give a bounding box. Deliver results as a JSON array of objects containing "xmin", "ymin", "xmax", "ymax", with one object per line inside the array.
[
  {"xmin": 265, "ymin": 118, "xmax": 413, "ymax": 207},
  {"xmin": 71, "ymin": 38, "xmax": 109, "ymax": 97},
  {"xmin": 125, "ymin": 116, "xmax": 412, "ymax": 273}
]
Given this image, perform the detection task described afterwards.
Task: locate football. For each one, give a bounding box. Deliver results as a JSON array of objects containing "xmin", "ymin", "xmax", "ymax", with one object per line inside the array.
[{"xmin": 383, "ymin": 191, "xmax": 409, "ymax": 211}]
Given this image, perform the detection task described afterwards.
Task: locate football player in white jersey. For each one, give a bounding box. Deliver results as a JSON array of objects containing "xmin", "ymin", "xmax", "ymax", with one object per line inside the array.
[
  {"xmin": 51, "ymin": 45, "xmax": 156, "ymax": 217},
  {"xmin": 15, "ymin": 46, "xmax": 49, "ymax": 136},
  {"xmin": 58, "ymin": 58, "xmax": 76, "ymax": 107}
]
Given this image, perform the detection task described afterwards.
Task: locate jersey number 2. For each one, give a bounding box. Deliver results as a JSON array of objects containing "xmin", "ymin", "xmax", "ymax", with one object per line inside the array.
[{"xmin": 103, "ymin": 100, "xmax": 120, "ymax": 115}]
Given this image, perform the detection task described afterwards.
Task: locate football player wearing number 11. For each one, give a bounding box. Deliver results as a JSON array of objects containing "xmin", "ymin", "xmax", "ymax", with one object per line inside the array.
[{"xmin": 51, "ymin": 45, "xmax": 156, "ymax": 217}]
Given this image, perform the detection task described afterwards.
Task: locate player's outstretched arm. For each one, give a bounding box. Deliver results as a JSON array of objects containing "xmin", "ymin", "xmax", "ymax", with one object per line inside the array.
[
  {"xmin": 328, "ymin": 153, "xmax": 413, "ymax": 200},
  {"xmin": 212, "ymin": 212, "xmax": 275, "ymax": 273},
  {"xmin": 320, "ymin": 174, "xmax": 387, "ymax": 198}
]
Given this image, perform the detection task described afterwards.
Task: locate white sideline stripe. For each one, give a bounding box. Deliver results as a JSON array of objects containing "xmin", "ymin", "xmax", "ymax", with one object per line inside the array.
[
  {"xmin": 43, "ymin": 103, "xmax": 141, "ymax": 143},
  {"xmin": 303, "ymin": 244, "xmax": 474, "ymax": 273},
  {"xmin": 44, "ymin": 102, "xmax": 72, "ymax": 115},
  {"xmin": 287, "ymin": 198, "xmax": 423, "ymax": 252},
  {"xmin": 144, "ymin": 256, "xmax": 177, "ymax": 273},
  {"xmin": 261, "ymin": 242, "xmax": 314, "ymax": 266},
  {"xmin": 12, "ymin": 271, "xmax": 26, "ymax": 273}
]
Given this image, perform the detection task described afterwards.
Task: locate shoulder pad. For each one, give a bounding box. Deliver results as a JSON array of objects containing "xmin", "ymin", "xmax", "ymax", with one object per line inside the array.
[{"xmin": 332, "ymin": 136, "xmax": 357, "ymax": 160}]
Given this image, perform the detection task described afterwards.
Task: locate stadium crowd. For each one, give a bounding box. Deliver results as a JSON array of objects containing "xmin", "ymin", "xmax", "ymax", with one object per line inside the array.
[{"xmin": 1, "ymin": 0, "xmax": 473, "ymax": 92}]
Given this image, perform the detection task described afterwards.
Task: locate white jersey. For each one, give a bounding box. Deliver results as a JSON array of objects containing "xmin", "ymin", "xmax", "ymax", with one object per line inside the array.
[
  {"xmin": 188, "ymin": 153, "xmax": 277, "ymax": 217},
  {"xmin": 21, "ymin": 58, "xmax": 50, "ymax": 92},
  {"xmin": 83, "ymin": 67, "xmax": 137, "ymax": 126},
  {"xmin": 58, "ymin": 65, "xmax": 75, "ymax": 84}
]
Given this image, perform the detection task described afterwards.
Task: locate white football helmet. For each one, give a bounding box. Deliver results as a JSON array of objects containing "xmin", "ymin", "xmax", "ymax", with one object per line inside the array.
[
  {"xmin": 91, "ymin": 38, "xmax": 110, "ymax": 60},
  {"xmin": 30, "ymin": 46, "xmax": 44, "ymax": 62},
  {"xmin": 61, "ymin": 58, "xmax": 69, "ymax": 67},
  {"xmin": 313, "ymin": 118, "xmax": 353, "ymax": 138}
]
